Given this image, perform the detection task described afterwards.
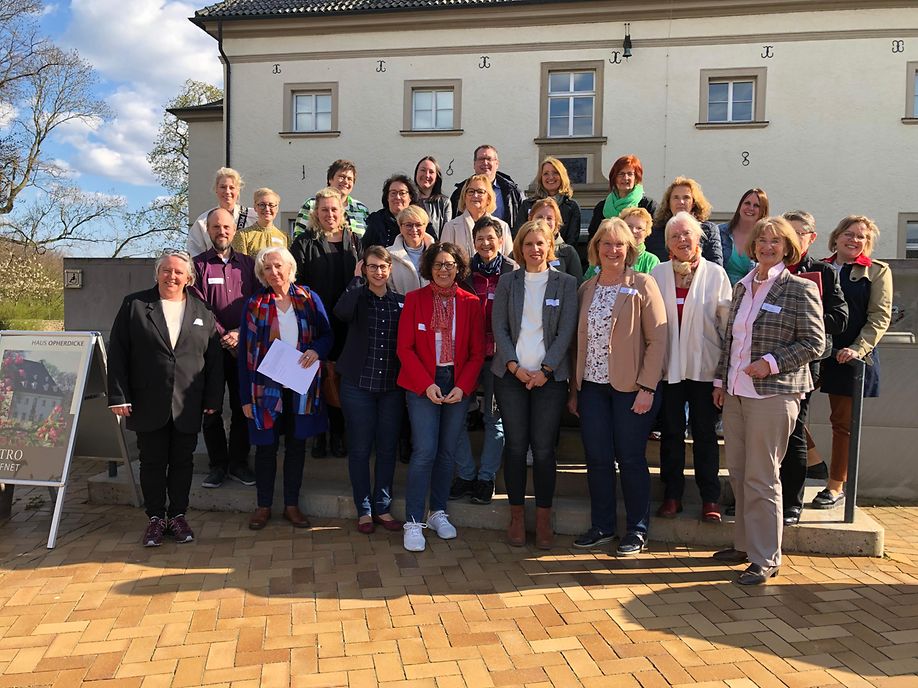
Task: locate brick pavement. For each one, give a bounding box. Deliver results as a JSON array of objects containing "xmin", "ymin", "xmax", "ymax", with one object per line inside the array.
[{"xmin": 1, "ymin": 471, "xmax": 917, "ymax": 687}]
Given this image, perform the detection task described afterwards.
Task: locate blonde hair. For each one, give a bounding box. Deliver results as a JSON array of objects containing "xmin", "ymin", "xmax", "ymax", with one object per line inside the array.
[
  {"xmin": 214, "ymin": 167, "xmax": 243, "ymax": 191},
  {"xmin": 513, "ymin": 219, "xmax": 557, "ymax": 266},
  {"xmin": 750, "ymin": 216, "xmax": 803, "ymax": 266},
  {"xmin": 828, "ymin": 215, "xmax": 879, "ymax": 257},
  {"xmin": 587, "ymin": 218, "xmax": 639, "ymax": 268},
  {"xmin": 528, "ymin": 197, "xmax": 563, "ymax": 235},
  {"xmin": 620, "ymin": 206, "xmax": 653, "ymax": 237},
  {"xmin": 397, "ymin": 205, "xmax": 430, "ymax": 227},
  {"xmin": 531, "ymin": 156, "xmax": 573, "ymax": 198},
  {"xmin": 458, "ymin": 174, "xmax": 497, "ymax": 214},
  {"xmin": 655, "ymin": 176, "xmax": 712, "ymax": 225},
  {"xmin": 308, "ymin": 187, "xmax": 345, "ymax": 233},
  {"xmin": 253, "ymin": 187, "xmax": 279, "ymax": 203}
]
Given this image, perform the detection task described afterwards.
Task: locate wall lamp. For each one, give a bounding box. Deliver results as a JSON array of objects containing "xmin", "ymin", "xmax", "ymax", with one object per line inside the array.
[{"xmin": 623, "ymin": 23, "xmax": 633, "ymax": 59}]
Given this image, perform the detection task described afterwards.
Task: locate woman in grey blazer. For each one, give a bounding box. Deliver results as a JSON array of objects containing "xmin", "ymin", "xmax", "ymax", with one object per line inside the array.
[{"xmin": 491, "ymin": 219, "xmax": 578, "ymax": 549}]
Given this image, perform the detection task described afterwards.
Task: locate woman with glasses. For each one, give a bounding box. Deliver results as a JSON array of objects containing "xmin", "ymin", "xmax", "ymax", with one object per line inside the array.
[
  {"xmin": 414, "ymin": 156, "xmax": 452, "ymax": 238},
  {"xmin": 231, "ymin": 188, "xmax": 289, "ymax": 256},
  {"xmin": 290, "ymin": 187, "xmax": 361, "ymax": 458},
  {"xmin": 389, "ymin": 206, "xmax": 435, "ymax": 294},
  {"xmin": 363, "ymin": 174, "xmax": 423, "ymax": 248},
  {"xmin": 441, "ymin": 175, "xmax": 513, "ymax": 262},
  {"xmin": 518, "ymin": 157, "xmax": 581, "ymax": 246},
  {"xmin": 334, "ymin": 246, "xmax": 406, "ymax": 534},
  {"xmin": 397, "ymin": 242, "xmax": 485, "ymax": 551},
  {"xmin": 108, "ymin": 249, "xmax": 223, "ymax": 547},
  {"xmin": 587, "ymin": 155, "xmax": 657, "ymax": 241},
  {"xmin": 239, "ymin": 247, "xmax": 333, "ymax": 531}
]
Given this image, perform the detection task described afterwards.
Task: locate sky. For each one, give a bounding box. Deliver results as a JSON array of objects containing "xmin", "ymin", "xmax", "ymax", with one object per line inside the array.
[{"xmin": 39, "ymin": 0, "xmax": 224, "ymax": 210}]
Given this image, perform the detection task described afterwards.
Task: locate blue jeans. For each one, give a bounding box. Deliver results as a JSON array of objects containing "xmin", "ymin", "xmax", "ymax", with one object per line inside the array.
[
  {"xmin": 340, "ymin": 380, "xmax": 404, "ymax": 517},
  {"xmin": 494, "ymin": 374, "xmax": 568, "ymax": 507},
  {"xmin": 454, "ymin": 367, "xmax": 504, "ymax": 482},
  {"xmin": 404, "ymin": 367, "xmax": 471, "ymax": 523},
  {"xmin": 579, "ymin": 381, "xmax": 662, "ymax": 536}
]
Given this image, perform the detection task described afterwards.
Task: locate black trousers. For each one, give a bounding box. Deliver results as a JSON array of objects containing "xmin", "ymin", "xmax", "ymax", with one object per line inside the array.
[
  {"xmin": 136, "ymin": 417, "xmax": 198, "ymax": 519},
  {"xmin": 659, "ymin": 380, "xmax": 721, "ymax": 503},
  {"xmin": 780, "ymin": 392, "xmax": 811, "ymax": 511},
  {"xmin": 202, "ymin": 349, "xmax": 250, "ymax": 471}
]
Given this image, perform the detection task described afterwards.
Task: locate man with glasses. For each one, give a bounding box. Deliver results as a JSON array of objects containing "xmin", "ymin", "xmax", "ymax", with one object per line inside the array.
[
  {"xmin": 293, "ymin": 159, "xmax": 370, "ymax": 239},
  {"xmin": 449, "ymin": 145, "xmax": 522, "ymax": 229},
  {"xmin": 192, "ymin": 208, "xmax": 259, "ymax": 489}
]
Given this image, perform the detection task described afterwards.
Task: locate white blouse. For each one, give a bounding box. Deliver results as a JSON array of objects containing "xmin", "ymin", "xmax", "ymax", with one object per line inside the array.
[
  {"xmin": 277, "ymin": 305, "xmax": 299, "ymax": 346},
  {"xmin": 515, "ymin": 270, "xmax": 549, "ymax": 370},
  {"xmin": 160, "ymin": 298, "xmax": 186, "ymax": 349}
]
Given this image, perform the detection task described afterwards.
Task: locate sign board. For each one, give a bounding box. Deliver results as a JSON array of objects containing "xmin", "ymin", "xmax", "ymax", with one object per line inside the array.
[{"xmin": 0, "ymin": 331, "xmax": 139, "ymax": 548}]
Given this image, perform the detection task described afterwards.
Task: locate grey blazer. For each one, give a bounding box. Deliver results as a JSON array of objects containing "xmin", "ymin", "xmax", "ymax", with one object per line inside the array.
[{"xmin": 490, "ymin": 268, "xmax": 578, "ymax": 381}]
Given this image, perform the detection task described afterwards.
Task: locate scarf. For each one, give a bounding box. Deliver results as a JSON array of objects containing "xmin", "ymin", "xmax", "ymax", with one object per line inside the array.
[
  {"xmin": 824, "ymin": 252, "xmax": 872, "ymax": 267},
  {"xmin": 471, "ymin": 252, "xmax": 504, "ymax": 276},
  {"xmin": 430, "ymin": 282, "xmax": 458, "ymax": 364},
  {"xmin": 602, "ymin": 183, "xmax": 644, "ymax": 220},
  {"xmin": 244, "ymin": 285, "xmax": 322, "ymax": 430},
  {"xmin": 670, "ymin": 249, "xmax": 701, "ymax": 289}
]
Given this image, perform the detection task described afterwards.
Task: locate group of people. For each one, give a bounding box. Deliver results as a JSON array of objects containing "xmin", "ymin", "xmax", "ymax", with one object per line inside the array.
[{"xmin": 107, "ymin": 149, "xmax": 893, "ymax": 587}]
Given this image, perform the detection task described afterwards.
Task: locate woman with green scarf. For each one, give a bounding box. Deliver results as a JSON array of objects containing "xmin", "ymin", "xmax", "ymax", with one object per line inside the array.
[{"xmin": 587, "ymin": 154, "xmax": 657, "ymax": 240}]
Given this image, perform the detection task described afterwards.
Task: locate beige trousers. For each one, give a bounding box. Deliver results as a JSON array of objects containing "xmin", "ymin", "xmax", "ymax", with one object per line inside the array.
[{"xmin": 723, "ymin": 392, "xmax": 800, "ymax": 568}]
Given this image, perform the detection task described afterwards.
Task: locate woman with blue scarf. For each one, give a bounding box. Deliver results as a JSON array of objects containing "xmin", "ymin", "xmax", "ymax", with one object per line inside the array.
[{"xmin": 239, "ymin": 246, "xmax": 333, "ymax": 531}]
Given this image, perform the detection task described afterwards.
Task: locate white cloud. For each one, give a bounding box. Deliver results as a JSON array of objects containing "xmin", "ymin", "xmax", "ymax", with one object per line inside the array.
[{"xmin": 0, "ymin": 103, "xmax": 17, "ymax": 128}]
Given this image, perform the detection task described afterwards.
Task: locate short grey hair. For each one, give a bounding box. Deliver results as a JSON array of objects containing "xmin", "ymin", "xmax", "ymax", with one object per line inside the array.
[
  {"xmin": 254, "ymin": 246, "xmax": 298, "ymax": 289},
  {"xmin": 664, "ymin": 211, "xmax": 704, "ymax": 247},
  {"xmin": 154, "ymin": 250, "xmax": 195, "ymax": 286}
]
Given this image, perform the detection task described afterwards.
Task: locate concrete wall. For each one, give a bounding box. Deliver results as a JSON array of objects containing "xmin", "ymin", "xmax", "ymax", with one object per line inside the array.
[
  {"xmin": 187, "ymin": 119, "xmax": 225, "ymax": 223},
  {"xmin": 204, "ymin": 5, "xmax": 918, "ymax": 258}
]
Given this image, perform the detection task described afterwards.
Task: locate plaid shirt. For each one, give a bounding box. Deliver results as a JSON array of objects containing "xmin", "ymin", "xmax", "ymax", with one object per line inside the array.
[{"xmin": 358, "ymin": 290, "xmax": 402, "ymax": 391}]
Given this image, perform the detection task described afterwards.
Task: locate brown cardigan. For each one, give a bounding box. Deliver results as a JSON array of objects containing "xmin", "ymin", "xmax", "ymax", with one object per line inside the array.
[{"xmin": 572, "ymin": 269, "xmax": 667, "ymax": 393}]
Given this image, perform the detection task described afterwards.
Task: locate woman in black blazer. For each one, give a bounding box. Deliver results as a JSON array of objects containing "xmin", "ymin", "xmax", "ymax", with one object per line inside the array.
[
  {"xmin": 491, "ymin": 219, "xmax": 578, "ymax": 549},
  {"xmin": 108, "ymin": 250, "xmax": 223, "ymax": 548}
]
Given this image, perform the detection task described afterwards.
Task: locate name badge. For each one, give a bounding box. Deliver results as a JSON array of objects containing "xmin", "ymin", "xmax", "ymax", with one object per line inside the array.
[
  {"xmin": 761, "ymin": 303, "xmax": 782, "ymax": 314},
  {"xmin": 193, "ymin": 318, "xmax": 204, "ymax": 326},
  {"xmin": 676, "ymin": 298, "xmax": 685, "ymax": 305},
  {"xmin": 398, "ymin": 303, "xmax": 404, "ymax": 309},
  {"xmin": 545, "ymin": 298, "xmax": 560, "ymax": 307},
  {"xmin": 488, "ymin": 293, "xmax": 495, "ymax": 300},
  {"xmin": 207, "ymin": 277, "xmax": 225, "ymax": 285},
  {"xmin": 417, "ymin": 323, "xmax": 426, "ymax": 331},
  {"xmin": 620, "ymin": 287, "xmax": 638, "ymax": 296},
  {"xmin": 271, "ymin": 237, "xmax": 285, "ymax": 245},
  {"xmin": 549, "ymin": 260, "xmax": 560, "ymax": 267}
]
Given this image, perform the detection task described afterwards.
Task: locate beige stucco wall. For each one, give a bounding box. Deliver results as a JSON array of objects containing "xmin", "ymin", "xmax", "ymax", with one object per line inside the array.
[
  {"xmin": 187, "ymin": 118, "xmax": 224, "ymax": 224},
  {"xmin": 201, "ymin": 5, "xmax": 917, "ymax": 256}
]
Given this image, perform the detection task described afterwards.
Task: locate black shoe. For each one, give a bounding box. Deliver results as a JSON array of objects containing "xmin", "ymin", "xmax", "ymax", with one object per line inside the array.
[
  {"xmin": 330, "ymin": 432, "xmax": 347, "ymax": 458},
  {"xmin": 616, "ymin": 531, "xmax": 646, "ymax": 556},
  {"xmin": 449, "ymin": 477, "xmax": 476, "ymax": 501},
  {"xmin": 470, "ymin": 479, "xmax": 494, "ymax": 505},
  {"xmin": 573, "ymin": 527, "xmax": 615, "ymax": 549},
  {"xmin": 736, "ymin": 563, "xmax": 780, "ymax": 585},
  {"xmin": 783, "ymin": 506, "xmax": 801, "ymax": 526},
  {"xmin": 725, "ymin": 503, "xmax": 736, "ymax": 517},
  {"xmin": 311, "ymin": 433, "xmax": 327, "ymax": 458},
  {"xmin": 806, "ymin": 461, "xmax": 828, "ymax": 480},
  {"xmin": 228, "ymin": 464, "xmax": 257, "ymax": 487},
  {"xmin": 811, "ymin": 488, "xmax": 844, "ymax": 509},
  {"xmin": 712, "ymin": 547, "xmax": 748, "ymax": 564},
  {"xmin": 399, "ymin": 438, "xmax": 412, "ymax": 464},
  {"xmin": 201, "ymin": 468, "xmax": 226, "ymax": 488}
]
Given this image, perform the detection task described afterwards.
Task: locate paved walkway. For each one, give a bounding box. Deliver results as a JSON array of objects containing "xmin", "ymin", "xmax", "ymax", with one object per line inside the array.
[{"xmin": 1, "ymin": 471, "xmax": 917, "ymax": 687}]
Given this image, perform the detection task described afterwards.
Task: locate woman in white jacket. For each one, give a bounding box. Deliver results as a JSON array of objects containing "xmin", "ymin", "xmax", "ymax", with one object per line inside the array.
[
  {"xmin": 440, "ymin": 175, "xmax": 513, "ymax": 261},
  {"xmin": 387, "ymin": 206, "xmax": 435, "ymax": 295},
  {"xmin": 650, "ymin": 211, "xmax": 732, "ymax": 523}
]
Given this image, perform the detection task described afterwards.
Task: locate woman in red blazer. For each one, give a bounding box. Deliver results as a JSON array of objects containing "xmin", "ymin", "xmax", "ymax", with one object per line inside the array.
[{"xmin": 397, "ymin": 242, "xmax": 485, "ymax": 552}]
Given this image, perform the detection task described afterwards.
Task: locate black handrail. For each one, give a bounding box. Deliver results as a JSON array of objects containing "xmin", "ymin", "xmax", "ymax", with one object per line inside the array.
[{"xmin": 843, "ymin": 357, "xmax": 866, "ymax": 524}]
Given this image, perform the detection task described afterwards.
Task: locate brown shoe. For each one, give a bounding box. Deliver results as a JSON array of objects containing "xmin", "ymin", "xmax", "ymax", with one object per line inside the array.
[
  {"xmin": 507, "ymin": 505, "xmax": 525, "ymax": 547},
  {"xmin": 249, "ymin": 507, "xmax": 271, "ymax": 530},
  {"xmin": 656, "ymin": 498, "xmax": 682, "ymax": 518},
  {"xmin": 701, "ymin": 502, "xmax": 722, "ymax": 523},
  {"xmin": 535, "ymin": 507, "xmax": 554, "ymax": 550},
  {"xmin": 283, "ymin": 506, "xmax": 311, "ymax": 528}
]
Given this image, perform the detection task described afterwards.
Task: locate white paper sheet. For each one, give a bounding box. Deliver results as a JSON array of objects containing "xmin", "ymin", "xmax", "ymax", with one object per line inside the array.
[{"xmin": 255, "ymin": 339, "xmax": 320, "ymax": 395}]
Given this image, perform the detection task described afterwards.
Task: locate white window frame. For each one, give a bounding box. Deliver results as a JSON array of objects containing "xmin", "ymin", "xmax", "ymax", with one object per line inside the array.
[
  {"xmin": 905, "ymin": 62, "xmax": 918, "ymax": 123},
  {"xmin": 401, "ymin": 79, "xmax": 462, "ymax": 136},
  {"xmin": 546, "ymin": 70, "xmax": 596, "ymax": 138},
  {"xmin": 281, "ymin": 82, "xmax": 339, "ymax": 138},
  {"xmin": 697, "ymin": 68, "xmax": 767, "ymax": 129}
]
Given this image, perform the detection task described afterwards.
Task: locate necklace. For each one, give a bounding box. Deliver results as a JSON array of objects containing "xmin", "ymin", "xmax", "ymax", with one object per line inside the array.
[{"xmin": 752, "ymin": 273, "xmax": 768, "ymax": 284}]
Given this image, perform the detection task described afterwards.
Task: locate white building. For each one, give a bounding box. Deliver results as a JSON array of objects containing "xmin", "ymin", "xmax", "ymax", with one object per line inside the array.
[{"xmin": 178, "ymin": 0, "xmax": 918, "ymax": 257}]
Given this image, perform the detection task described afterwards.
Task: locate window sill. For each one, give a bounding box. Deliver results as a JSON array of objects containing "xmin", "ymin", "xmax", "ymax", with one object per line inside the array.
[
  {"xmin": 399, "ymin": 129, "xmax": 464, "ymax": 137},
  {"xmin": 532, "ymin": 136, "xmax": 607, "ymax": 145},
  {"xmin": 901, "ymin": 117, "xmax": 918, "ymax": 125},
  {"xmin": 279, "ymin": 130, "xmax": 341, "ymax": 138},
  {"xmin": 695, "ymin": 121, "xmax": 769, "ymax": 130}
]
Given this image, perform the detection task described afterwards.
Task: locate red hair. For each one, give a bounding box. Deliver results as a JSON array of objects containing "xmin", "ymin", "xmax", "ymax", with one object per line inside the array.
[{"xmin": 608, "ymin": 154, "xmax": 644, "ymax": 190}]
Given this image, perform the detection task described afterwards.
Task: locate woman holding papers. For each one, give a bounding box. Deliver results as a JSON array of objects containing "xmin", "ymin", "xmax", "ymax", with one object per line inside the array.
[
  {"xmin": 711, "ymin": 217, "xmax": 824, "ymax": 585},
  {"xmin": 239, "ymin": 246, "xmax": 333, "ymax": 531}
]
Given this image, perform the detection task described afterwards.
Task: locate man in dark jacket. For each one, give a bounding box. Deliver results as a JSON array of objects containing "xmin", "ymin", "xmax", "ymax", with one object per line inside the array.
[
  {"xmin": 779, "ymin": 210, "xmax": 849, "ymax": 525},
  {"xmin": 449, "ymin": 145, "xmax": 522, "ymax": 229}
]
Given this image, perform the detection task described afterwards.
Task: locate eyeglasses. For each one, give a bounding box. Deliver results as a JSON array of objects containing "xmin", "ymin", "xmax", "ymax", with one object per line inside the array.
[
  {"xmin": 400, "ymin": 222, "xmax": 424, "ymax": 230},
  {"xmin": 432, "ymin": 261, "xmax": 457, "ymax": 271},
  {"xmin": 160, "ymin": 248, "xmax": 191, "ymax": 259},
  {"xmin": 334, "ymin": 174, "xmax": 355, "ymax": 184},
  {"xmin": 365, "ymin": 264, "xmax": 390, "ymax": 272},
  {"xmin": 388, "ymin": 190, "xmax": 410, "ymax": 198},
  {"xmin": 475, "ymin": 156, "xmax": 498, "ymax": 163},
  {"xmin": 466, "ymin": 188, "xmax": 488, "ymax": 196},
  {"xmin": 256, "ymin": 202, "xmax": 278, "ymax": 210}
]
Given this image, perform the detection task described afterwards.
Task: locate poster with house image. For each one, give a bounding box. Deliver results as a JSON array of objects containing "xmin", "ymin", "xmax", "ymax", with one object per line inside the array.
[{"xmin": 0, "ymin": 334, "xmax": 90, "ymax": 483}]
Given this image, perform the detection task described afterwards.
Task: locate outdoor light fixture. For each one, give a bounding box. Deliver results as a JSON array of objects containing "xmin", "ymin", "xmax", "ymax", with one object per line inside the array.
[{"xmin": 623, "ymin": 23, "xmax": 633, "ymax": 59}]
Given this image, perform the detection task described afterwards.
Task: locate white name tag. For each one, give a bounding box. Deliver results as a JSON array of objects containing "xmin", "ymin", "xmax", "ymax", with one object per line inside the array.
[
  {"xmin": 545, "ymin": 298, "xmax": 560, "ymax": 307},
  {"xmin": 193, "ymin": 318, "xmax": 204, "ymax": 326},
  {"xmin": 676, "ymin": 298, "xmax": 685, "ymax": 305},
  {"xmin": 271, "ymin": 237, "xmax": 285, "ymax": 245},
  {"xmin": 207, "ymin": 277, "xmax": 225, "ymax": 285},
  {"xmin": 488, "ymin": 293, "xmax": 495, "ymax": 300},
  {"xmin": 549, "ymin": 260, "xmax": 561, "ymax": 267},
  {"xmin": 418, "ymin": 323, "xmax": 426, "ymax": 331},
  {"xmin": 620, "ymin": 287, "xmax": 638, "ymax": 296},
  {"xmin": 398, "ymin": 303, "xmax": 404, "ymax": 309},
  {"xmin": 761, "ymin": 303, "xmax": 782, "ymax": 314}
]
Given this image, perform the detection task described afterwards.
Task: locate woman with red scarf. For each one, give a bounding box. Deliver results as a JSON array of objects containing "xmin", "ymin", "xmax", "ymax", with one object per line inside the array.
[
  {"xmin": 239, "ymin": 247, "xmax": 333, "ymax": 531},
  {"xmin": 397, "ymin": 242, "xmax": 485, "ymax": 552}
]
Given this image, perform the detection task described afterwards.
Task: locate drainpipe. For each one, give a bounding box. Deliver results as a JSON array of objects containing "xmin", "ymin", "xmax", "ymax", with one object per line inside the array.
[{"xmin": 217, "ymin": 20, "xmax": 231, "ymax": 167}]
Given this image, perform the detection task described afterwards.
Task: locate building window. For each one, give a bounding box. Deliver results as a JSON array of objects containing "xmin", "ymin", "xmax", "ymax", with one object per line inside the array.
[
  {"xmin": 899, "ymin": 213, "xmax": 918, "ymax": 258},
  {"xmin": 547, "ymin": 71, "xmax": 595, "ymax": 137},
  {"xmin": 905, "ymin": 62, "xmax": 918, "ymax": 122},
  {"xmin": 556, "ymin": 156, "xmax": 588, "ymax": 184},
  {"xmin": 698, "ymin": 68, "xmax": 767, "ymax": 128},
  {"xmin": 281, "ymin": 82, "xmax": 339, "ymax": 137},
  {"xmin": 401, "ymin": 80, "xmax": 462, "ymax": 135}
]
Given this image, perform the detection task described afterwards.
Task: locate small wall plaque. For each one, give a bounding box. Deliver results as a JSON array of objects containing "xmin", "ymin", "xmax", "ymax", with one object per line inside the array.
[{"xmin": 64, "ymin": 269, "xmax": 83, "ymax": 289}]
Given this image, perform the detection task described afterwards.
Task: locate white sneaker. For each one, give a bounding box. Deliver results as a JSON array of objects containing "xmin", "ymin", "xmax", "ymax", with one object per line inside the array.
[
  {"xmin": 403, "ymin": 520, "xmax": 427, "ymax": 552},
  {"xmin": 427, "ymin": 510, "xmax": 457, "ymax": 539}
]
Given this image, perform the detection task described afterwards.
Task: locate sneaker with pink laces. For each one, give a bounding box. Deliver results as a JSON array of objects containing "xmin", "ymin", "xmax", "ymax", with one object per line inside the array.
[{"xmin": 168, "ymin": 514, "xmax": 195, "ymax": 543}]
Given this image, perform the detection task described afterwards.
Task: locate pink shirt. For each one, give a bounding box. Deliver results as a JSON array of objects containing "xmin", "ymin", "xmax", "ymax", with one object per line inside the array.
[{"xmin": 718, "ymin": 262, "xmax": 783, "ymax": 399}]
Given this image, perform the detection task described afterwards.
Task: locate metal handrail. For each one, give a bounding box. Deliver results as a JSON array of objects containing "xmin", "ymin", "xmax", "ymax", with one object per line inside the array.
[{"xmin": 843, "ymin": 357, "xmax": 866, "ymax": 524}]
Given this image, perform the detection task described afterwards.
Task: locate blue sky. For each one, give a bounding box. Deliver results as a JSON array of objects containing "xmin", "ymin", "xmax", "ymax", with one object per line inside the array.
[{"xmin": 39, "ymin": 1, "xmax": 223, "ymax": 210}]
